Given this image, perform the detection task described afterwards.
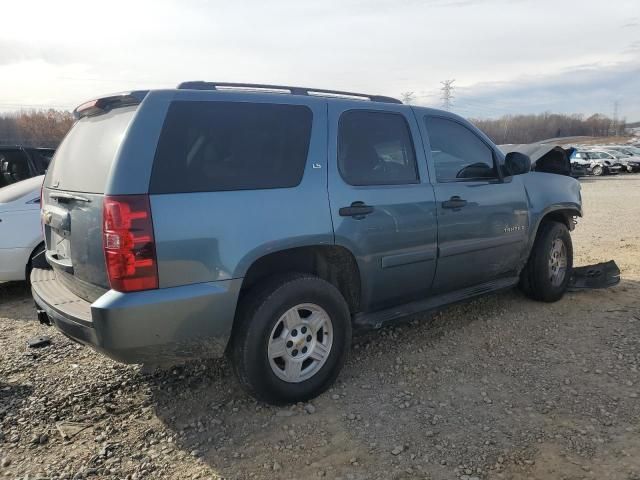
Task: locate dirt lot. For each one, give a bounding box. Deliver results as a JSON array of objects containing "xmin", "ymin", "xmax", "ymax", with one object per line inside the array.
[{"xmin": 1, "ymin": 175, "xmax": 639, "ymax": 480}]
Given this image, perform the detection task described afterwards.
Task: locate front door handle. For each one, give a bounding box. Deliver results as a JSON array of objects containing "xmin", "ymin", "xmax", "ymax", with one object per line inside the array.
[
  {"xmin": 442, "ymin": 196, "xmax": 467, "ymax": 209},
  {"xmin": 339, "ymin": 201, "xmax": 374, "ymax": 218}
]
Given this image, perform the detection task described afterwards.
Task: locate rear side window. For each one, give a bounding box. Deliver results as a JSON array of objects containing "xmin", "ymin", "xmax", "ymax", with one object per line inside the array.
[
  {"xmin": 150, "ymin": 101, "xmax": 312, "ymax": 193},
  {"xmin": 338, "ymin": 110, "xmax": 418, "ymax": 186},
  {"xmin": 45, "ymin": 106, "xmax": 136, "ymax": 193},
  {"xmin": 425, "ymin": 117, "xmax": 496, "ymax": 182}
]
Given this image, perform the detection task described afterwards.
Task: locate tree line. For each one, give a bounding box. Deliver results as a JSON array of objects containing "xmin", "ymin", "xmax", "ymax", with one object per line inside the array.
[
  {"xmin": 0, "ymin": 109, "xmax": 74, "ymax": 148},
  {"xmin": 470, "ymin": 112, "xmax": 626, "ymax": 145},
  {"xmin": 0, "ymin": 108, "xmax": 629, "ymax": 149}
]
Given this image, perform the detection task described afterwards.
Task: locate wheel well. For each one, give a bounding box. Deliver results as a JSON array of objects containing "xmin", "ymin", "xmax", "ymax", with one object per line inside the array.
[
  {"xmin": 540, "ymin": 209, "xmax": 580, "ymax": 231},
  {"xmin": 241, "ymin": 246, "xmax": 361, "ymax": 314}
]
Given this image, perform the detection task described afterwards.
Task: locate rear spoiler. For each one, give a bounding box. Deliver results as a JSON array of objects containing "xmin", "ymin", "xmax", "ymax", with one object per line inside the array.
[{"xmin": 73, "ymin": 91, "xmax": 149, "ymax": 119}]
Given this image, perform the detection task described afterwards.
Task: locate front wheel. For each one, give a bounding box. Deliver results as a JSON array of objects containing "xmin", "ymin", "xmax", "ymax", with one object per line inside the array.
[
  {"xmin": 520, "ymin": 221, "xmax": 573, "ymax": 302},
  {"xmin": 591, "ymin": 165, "xmax": 604, "ymax": 176},
  {"xmin": 229, "ymin": 274, "xmax": 352, "ymax": 405}
]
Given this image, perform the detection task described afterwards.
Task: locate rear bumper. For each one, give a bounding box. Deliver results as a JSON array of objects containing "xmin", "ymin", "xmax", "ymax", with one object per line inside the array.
[{"xmin": 31, "ymin": 268, "xmax": 241, "ymax": 364}]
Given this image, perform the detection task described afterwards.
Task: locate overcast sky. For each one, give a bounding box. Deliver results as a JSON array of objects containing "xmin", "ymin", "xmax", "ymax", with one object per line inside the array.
[{"xmin": 1, "ymin": 0, "xmax": 639, "ymax": 119}]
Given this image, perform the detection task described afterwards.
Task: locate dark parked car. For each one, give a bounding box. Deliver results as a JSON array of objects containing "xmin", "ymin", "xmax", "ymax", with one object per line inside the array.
[
  {"xmin": 32, "ymin": 82, "xmax": 582, "ymax": 404},
  {"xmin": 0, "ymin": 146, "xmax": 55, "ymax": 188}
]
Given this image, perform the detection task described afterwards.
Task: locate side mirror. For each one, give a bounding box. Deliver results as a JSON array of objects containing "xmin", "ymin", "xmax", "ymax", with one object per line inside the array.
[{"xmin": 504, "ymin": 152, "xmax": 531, "ymax": 176}]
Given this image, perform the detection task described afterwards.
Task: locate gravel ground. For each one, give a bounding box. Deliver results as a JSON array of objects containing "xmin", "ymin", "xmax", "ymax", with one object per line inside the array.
[{"xmin": 1, "ymin": 175, "xmax": 639, "ymax": 480}]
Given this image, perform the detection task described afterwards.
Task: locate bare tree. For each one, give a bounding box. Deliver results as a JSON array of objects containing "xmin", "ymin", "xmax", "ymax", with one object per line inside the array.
[
  {"xmin": 471, "ymin": 112, "xmax": 619, "ymax": 144},
  {"xmin": 0, "ymin": 109, "xmax": 74, "ymax": 147},
  {"xmin": 400, "ymin": 92, "xmax": 415, "ymax": 104}
]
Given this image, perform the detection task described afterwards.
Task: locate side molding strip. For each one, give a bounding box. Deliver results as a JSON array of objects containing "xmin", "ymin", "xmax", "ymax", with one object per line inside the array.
[{"xmin": 381, "ymin": 247, "xmax": 437, "ymax": 269}]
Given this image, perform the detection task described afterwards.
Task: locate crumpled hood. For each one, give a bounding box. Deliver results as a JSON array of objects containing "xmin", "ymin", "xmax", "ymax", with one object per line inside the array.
[{"xmin": 499, "ymin": 143, "xmax": 573, "ymax": 176}]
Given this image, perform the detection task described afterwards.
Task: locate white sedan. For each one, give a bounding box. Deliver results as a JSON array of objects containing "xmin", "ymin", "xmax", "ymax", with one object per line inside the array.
[{"xmin": 0, "ymin": 175, "xmax": 46, "ymax": 282}]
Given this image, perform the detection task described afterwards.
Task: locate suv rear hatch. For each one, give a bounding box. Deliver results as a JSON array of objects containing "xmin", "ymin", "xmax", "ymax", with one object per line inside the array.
[{"xmin": 42, "ymin": 95, "xmax": 143, "ymax": 302}]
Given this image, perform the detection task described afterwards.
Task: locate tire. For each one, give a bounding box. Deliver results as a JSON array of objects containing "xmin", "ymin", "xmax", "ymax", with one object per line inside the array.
[
  {"xmin": 229, "ymin": 273, "xmax": 352, "ymax": 405},
  {"xmin": 591, "ymin": 165, "xmax": 603, "ymax": 176},
  {"xmin": 519, "ymin": 221, "xmax": 573, "ymax": 302}
]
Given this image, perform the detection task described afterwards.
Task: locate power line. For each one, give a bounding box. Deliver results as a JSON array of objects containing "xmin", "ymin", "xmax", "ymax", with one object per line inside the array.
[{"xmin": 440, "ymin": 79, "xmax": 455, "ymax": 111}]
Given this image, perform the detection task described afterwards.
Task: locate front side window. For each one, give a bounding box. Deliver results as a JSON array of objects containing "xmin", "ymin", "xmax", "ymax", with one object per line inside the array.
[
  {"xmin": 424, "ymin": 117, "xmax": 497, "ymax": 182},
  {"xmin": 338, "ymin": 110, "xmax": 418, "ymax": 186},
  {"xmin": 151, "ymin": 101, "xmax": 313, "ymax": 193}
]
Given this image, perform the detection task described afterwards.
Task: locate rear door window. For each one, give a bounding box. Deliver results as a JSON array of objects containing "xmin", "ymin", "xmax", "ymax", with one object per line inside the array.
[
  {"xmin": 44, "ymin": 106, "xmax": 136, "ymax": 193},
  {"xmin": 337, "ymin": 110, "xmax": 418, "ymax": 186},
  {"xmin": 150, "ymin": 101, "xmax": 313, "ymax": 193}
]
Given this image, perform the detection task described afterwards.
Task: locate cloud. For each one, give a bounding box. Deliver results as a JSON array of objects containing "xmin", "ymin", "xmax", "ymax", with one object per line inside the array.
[
  {"xmin": 1, "ymin": 0, "xmax": 638, "ymax": 117},
  {"xmin": 449, "ymin": 58, "xmax": 640, "ymax": 120},
  {"xmin": 0, "ymin": 39, "xmax": 79, "ymax": 66}
]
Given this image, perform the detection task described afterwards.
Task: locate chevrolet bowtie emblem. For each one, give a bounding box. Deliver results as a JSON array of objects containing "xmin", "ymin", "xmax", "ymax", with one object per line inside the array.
[{"xmin": 43, "ymin": 211, "xmax": 53, "ymax": 225}]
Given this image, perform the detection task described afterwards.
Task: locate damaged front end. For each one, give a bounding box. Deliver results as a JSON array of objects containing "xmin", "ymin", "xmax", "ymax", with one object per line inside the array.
[{"xmin": 499, "ymin": 143, "xmax": 575, "ymax": 176}]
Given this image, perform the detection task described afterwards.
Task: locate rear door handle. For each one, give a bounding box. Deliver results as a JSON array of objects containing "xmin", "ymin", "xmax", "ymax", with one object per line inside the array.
[
  {"xmin": 442, "ymin": 196, "xmax": 467, "ymax": 209},
  {"xmin": 339, "ymin": 201, "xmax": 374, "ymax": 218}
]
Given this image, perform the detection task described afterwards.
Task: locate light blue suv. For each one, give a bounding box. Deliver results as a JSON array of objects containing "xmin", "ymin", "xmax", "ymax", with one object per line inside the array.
[{"xmin": 32, "ymin": 82, "xmax": 582, "ymax": 404}]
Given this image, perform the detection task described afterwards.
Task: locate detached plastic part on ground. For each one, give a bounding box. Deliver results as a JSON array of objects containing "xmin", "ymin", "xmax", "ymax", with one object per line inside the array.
[
  {"xmin": 27, "ymin": 335, "xmax": 51, "ymax": 348},
  {"xmin": 568, "ymin": 260, "xmax": 621, "ymax": 291}
]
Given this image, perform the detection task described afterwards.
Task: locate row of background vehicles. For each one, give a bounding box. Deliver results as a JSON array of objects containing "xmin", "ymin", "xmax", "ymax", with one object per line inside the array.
[{"xmin": 569, "ymin": 144, "xmax": 640, "ymax": 176}]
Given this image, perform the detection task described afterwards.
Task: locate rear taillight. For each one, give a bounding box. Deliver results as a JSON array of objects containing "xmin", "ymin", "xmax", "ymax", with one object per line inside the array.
[{"xmin": 103, "ymin": 195, "xmax": 158, "ymax": 292}]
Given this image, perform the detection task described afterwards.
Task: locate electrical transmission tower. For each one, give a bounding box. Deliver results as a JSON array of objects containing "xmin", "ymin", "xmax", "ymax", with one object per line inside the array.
[
  {"xmin": 440, "ymin": 79, "xmax": 455, "ymax": 111},
  {"xmin": 612, "ymin": 100, "xmax": 619, "ymax": 136}
]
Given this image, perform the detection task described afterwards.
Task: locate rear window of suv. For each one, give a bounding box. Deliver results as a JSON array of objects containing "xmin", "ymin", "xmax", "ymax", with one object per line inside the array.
[
  {"xmin": 150, "ymin": 101, "xmax": 313, "ymax": 193},
  {"xmin": 44, "ymin": 106, "xmax": 136, "ymax": 193}
]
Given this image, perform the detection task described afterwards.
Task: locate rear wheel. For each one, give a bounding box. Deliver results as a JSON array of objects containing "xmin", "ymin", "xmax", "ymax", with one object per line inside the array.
[
  {"xmin": 520, "ymin": 221, "xmax": 572, "ymax": 302},
  {"xmin": 229, "ymin": 274, "xmax": 351, "ymax": 404},
  {"xmin": 591, "ymin": 165, "xmax": 603, "ymax": 176}
]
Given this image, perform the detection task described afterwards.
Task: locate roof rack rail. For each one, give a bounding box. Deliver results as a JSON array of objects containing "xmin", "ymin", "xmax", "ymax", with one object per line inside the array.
[{"xmin": 176, "ymin": 81, "xmax": 403, "ymax": 104}]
